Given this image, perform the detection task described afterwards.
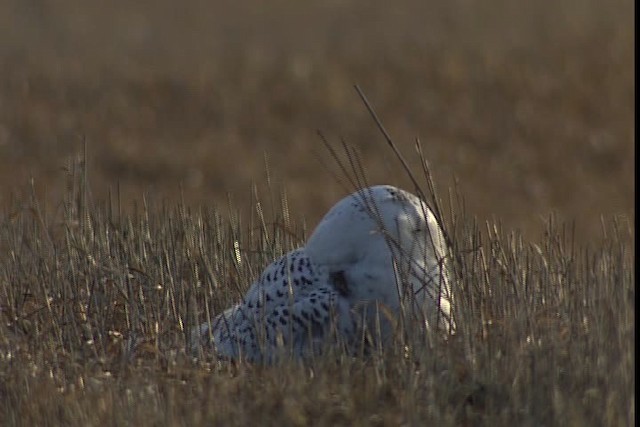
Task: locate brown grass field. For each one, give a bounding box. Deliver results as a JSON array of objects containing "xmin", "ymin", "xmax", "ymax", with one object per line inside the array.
[{"xmin": 0, "ymin": 0, "xmax": 635, "ymax": 425}]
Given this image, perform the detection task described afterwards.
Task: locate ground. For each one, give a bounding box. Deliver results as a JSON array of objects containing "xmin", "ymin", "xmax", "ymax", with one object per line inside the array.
[
  {"xmin": 0, "ymin": 0, "xmax": 633, "ymax": 242},
  {"xmin": 0, "ymin": 2, "xmax": 634, "ymax": 425}
]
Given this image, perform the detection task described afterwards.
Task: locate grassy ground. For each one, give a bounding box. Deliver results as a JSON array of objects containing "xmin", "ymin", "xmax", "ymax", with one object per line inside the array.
[
  {"xmin": 0, "ymin": 0, "xmax": 634, "ymax": 425},
  {"xmin": 0, "ymin": 0, "xmax": 634, "ymax": 241},
  {"xmin": 0, "ymin": 157, "xmax": 634, "ymax": 426}
]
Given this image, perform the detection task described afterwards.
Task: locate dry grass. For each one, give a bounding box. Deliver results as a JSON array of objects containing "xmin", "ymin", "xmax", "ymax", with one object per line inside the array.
[
  {"xmin": 0, "ymin": 144, "xmax": 634, "ymax": 425},
  {"xmin": 0, "ymin": 0, "xmax": 634, "ymax": 425},
  {"xmin": 0, "ymin": 0, "xmax": 634, "ymax": 241}
]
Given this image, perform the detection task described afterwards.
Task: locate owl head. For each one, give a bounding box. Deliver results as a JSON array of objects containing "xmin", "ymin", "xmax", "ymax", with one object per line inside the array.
[{"xmin": 305, "ymin": 185, "xmax": 455, "ymax": 339}]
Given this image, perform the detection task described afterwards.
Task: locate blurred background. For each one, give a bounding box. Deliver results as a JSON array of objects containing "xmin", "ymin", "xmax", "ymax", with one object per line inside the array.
[{"xmin": 0, "ymin": 0, "xmax": 634, "ymax": 241}]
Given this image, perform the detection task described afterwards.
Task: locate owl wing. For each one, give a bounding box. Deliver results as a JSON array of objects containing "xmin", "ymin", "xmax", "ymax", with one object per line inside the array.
[{"xmin": 192, "ymin": 248, "xmax": 356, "ymax": 362}]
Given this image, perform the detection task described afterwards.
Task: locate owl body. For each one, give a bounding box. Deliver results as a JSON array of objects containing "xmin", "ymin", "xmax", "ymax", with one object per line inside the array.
[{"xmin": 193, "ymin": 185, "xmax": 454, "ymax": 362}]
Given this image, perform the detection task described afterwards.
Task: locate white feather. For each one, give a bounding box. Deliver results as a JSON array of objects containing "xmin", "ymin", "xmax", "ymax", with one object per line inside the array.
[{"xmin": 192, "ymin": 185, "xmax": 454, "ymax": 362}]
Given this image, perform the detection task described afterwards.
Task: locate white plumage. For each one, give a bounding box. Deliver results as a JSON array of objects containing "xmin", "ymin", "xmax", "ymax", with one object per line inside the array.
[{"xmin": 192, "ymin": 185, "xmax": 454, "ymax": 362}]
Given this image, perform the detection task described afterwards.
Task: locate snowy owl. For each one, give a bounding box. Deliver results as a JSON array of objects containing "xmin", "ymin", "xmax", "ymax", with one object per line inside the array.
[{"xmin": 192, "ymin": 185, "xmax": 454, "ymax": 363}]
